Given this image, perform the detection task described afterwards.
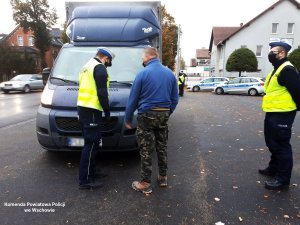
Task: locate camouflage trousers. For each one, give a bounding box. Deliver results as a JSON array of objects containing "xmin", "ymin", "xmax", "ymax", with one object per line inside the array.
[{"xmin": 137, "ymin": 111, "xmax": 170, "ymax": 183}]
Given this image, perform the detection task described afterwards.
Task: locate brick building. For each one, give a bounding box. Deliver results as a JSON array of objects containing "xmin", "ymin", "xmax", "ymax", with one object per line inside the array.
[{"xmin": 1, "ymin": 25, "xmax": 63, "ymax": 71}]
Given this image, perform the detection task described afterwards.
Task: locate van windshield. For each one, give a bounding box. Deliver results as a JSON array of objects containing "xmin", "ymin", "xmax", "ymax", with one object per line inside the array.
[{"xmin": 51, "ymin": 46, "xmax": 144, "ymax": 84}]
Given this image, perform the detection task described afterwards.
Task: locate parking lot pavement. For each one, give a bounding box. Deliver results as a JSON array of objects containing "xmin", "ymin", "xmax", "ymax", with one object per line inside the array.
[{"xmin": 0, "ymin": 91, "xmax": 299, "ymax": 225}]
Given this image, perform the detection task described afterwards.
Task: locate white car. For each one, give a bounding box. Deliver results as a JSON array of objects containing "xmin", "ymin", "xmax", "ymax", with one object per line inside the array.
[
  {"xmin": 187, "ymin": 77, "xmax": 229, "ymax": 92},
  {"xmin": 0, "ymin": 74, "xmax": 44, "ymax": 94},
  {"xmin": 214, "ymin": 77, "xmax": 265, "ymax": 96}
]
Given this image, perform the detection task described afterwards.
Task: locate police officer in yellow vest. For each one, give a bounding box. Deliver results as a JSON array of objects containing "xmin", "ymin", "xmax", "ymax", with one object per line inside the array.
[
  {"xmin": 77, "ymin": 47, "xmax": 115, "ymax": 190},
  {"xmin": 259, "ymin": 41, "xmax": 300, "ymax": 190},
  {"xmin": 178, "ymin": 72, "xmax": 186, "ymax": 97}
]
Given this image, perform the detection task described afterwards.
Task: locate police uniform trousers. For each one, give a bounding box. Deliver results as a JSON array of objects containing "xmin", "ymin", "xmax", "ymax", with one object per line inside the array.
[
  {"xmin": 137, "ymin": 110, "xmax": 170, "ymax": 183},
  {"xmin": 264, "ymin": 110, "xmax": 297, "ymax": 184},
  {"xmin": 179, "ymin": 84, "xmax": 184, "ymax": 96},
  {"xmin": 78, "ymin": 106, "xmax": 102, "ymax": 185}
]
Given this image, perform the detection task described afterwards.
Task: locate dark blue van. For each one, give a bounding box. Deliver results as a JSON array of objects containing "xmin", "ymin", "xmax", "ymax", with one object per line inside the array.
[{"xmin": 36, "ymin": 3, "xmax": 161, "ymax": 151}]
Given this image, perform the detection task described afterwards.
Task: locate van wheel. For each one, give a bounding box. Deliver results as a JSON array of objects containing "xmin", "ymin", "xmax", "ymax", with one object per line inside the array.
[
  {"xmin": 216, "ymin": 87, "xmax": 224, "ymax": 95},
  {"xmin": 3, "ymin": 90, "xmax": 9, "ymax": 94},
  {"xmin": 192, "ymin": 86, "xmax": 200, "ymax": 92},
  {"xmin": 24, "ymin": 85, "xmax": 31, "ymax": 93},
  {"xmin": 249, "ymin": 88, "xmax": 258, "ymax": 96}
]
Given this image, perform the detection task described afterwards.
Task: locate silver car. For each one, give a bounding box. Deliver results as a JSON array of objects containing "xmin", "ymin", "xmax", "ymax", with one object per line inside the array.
[
  {"xmin": 214, "ymin": 77, "xmax": 265, "ymax": 96},
  {"xmin": 0, "ymin": 74, "xmax": 44, "ymax": 94}
]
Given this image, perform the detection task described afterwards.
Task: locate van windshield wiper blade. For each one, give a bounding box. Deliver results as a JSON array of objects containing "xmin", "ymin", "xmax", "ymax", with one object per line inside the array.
[
  {"xmin": 50, "ymin": 76, "xmax": 78, "ymax": 84},
  {"xmin": 110, "ymin": 81, "xmax": 132, "ymax": 85}
]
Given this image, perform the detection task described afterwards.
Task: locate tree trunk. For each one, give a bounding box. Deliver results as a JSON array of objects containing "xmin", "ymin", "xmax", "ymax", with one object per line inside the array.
[{"xmin": 239, "ymin": 71, "xmax": 241, "ymax": 77}]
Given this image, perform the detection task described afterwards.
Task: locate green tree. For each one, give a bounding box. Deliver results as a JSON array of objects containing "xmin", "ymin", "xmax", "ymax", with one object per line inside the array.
[
  {"xmin": 161, "ymin": 5, "xmax": 178, "ymax": 71},
  {"xmin": 288, "ymin": 47, "xmax": 300, "ymax": 72},
  {"xmin": 180, "ymin": 57, "xmax": 186, "ymax": 70},
  {"xmin": 61, "ymin": 21, "xmax": 69, "ymax": 44},
  {"xmin": 0, "ymin": 43, "xmax": 36, "ymax": 80},
  {"xmin": 11, "ymin": 0, "xmax": 58, "ymax": 68},
  {"xmin": 226, "ymin": 48, "xmax": 258, "ymax": 77}
]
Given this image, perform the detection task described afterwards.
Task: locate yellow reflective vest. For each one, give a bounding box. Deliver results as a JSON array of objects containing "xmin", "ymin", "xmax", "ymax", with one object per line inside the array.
[
  {"xmin": 77, "ymin": 58, "xmax": 110, "ymax": 111},
  {"xmin": 178, "ymin": 75, "xmax": 185, "ymax": 85},
  {"xmin": 262, "ymin": 61, "xmax": 297, "ymax": 112}
]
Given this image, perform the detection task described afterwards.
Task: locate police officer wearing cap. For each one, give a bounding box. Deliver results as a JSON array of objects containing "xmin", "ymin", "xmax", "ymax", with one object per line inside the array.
[
  {"xmin": 77, "ymin": 47, "xmax": 115, "ymax": 190},
  {"xmin": 259, "ymin": 41, "xmax": 300, "ymax": 190},
  {"xmin": 178, "ymin": 72, "xmax": 187, "ymax": 97}
]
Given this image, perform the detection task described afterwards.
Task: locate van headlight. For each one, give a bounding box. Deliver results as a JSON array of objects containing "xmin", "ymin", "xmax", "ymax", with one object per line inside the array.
[{"xmin": 41, "ymin": 84, "xmax": 54, "ymax": 106}]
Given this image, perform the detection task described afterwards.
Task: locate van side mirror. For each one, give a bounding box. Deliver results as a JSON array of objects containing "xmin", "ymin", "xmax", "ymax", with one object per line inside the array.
[{"xmin": 42, "ymin": 67, "xmax": 51, "ymax": 86}]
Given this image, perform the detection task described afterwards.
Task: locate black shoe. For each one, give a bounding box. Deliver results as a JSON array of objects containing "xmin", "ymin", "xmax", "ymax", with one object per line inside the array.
[
  {"xmin": 265, "ymin": 179, "xmax": 289, "ymax": 190},
  {"xmin": 79, "ymin": 182, "xmax": 104, "ymax": 190},
  {"xmin": 94, "ymin": 172, "xmax": 108, "ymax": 179},
  {"xmin": 258, "ymin": 168, "xmax": 276, "ymax": 177}
]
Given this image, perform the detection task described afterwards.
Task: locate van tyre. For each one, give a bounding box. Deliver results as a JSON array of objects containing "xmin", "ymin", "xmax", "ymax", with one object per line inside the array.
[
  {"xmin": 192, "ymin": 86, "xmax": 200, "ymax": 92},
  {"xmin": 216, "ymin": 87, "xmax": 224, "ymax": 95},
  {"xmin": 24, "ymin": 85, "xmax": 31, "ymax": 93},
  {"xmin": 249, "ymin": 88, "xmax": 258, "ymax": 96},
  {"xmin": 3, "ymin": 90, "xmax": 9, "ymax": 94}
]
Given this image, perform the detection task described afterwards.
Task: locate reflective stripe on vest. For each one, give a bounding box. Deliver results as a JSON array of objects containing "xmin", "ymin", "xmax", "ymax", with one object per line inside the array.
[
  {"xmin": 77, "ymin": 58, "xmax": 110, "ymax": 111},
  {"xmin": 178, "ymin": 75, "xmax": 185, "ymax": 85},
  {"xmin": 262, "ymin": 61, "xmax": 297, "ymax": 112}
]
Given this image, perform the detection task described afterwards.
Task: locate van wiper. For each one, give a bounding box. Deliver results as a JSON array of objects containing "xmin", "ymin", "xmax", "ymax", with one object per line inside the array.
[
  {"xmin": 50, "ymin": 76, "xmax": 78, "ymax": 84},
  {"xmin": 110, "ymin": 81, "xmax": 132, "ymax": 86}
]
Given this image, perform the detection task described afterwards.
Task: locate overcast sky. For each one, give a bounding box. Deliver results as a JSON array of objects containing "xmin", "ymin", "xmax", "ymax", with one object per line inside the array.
[{"xmin": 0, "ymin": 0, "xmax": 292, "ymax": 65}]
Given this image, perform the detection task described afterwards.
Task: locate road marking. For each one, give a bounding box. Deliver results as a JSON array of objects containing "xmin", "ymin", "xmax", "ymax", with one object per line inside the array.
[{"xmin": 0, "ymin": 118, "xmax": 36, "ymax": 129}]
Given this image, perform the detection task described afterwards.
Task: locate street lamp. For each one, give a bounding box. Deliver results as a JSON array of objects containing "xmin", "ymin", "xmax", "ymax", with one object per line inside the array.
[{"xmin": 176, "ymin": 24, "xmax": 182, "ymax": 79}]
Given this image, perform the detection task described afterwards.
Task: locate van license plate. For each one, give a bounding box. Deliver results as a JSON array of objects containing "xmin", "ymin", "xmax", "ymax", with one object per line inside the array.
[
  {"xmin": 67, "ymin": 137, "xmax": 102, "ymax": 147},
  {"xmin": 67, "ymin": 138, "xmax": 84, "ymax": 147}
]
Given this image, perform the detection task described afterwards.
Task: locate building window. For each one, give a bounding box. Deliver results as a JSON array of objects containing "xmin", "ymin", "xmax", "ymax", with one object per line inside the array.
[
  {"xmin": 287, "ymin": 23, "xmax": 294, "ymax": 34},
  {"xmin": 256, "ymin": 45, "xmax": 263, "ymax": 57},
  {"xmin": 271, "ymin": 23, "xmax": 278, "ymax": 34},
  {"xmin": 17, "ymin": 35, "xmax": 23, "ymax": 46},
  {"xmin": 28, "ymin": 36, "xmax": 34, "ymax": 46}
]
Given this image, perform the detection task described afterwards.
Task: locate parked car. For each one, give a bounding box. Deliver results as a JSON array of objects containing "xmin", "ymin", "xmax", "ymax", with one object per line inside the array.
[
  {"xmin": 0, "ymin": 74, "xmax": 44, "ymax": 94},
  {"xmin": 214, "ymin": 77, "xmax": 265, "ymax": 96},
  {"xmin": 187, "ymin": 77, "xmax": 229, "ymax": 92}
]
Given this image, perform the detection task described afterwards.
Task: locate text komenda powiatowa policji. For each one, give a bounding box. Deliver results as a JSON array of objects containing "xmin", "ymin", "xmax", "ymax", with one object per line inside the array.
[{"xmin": 3, "ymin": 202, "xmax": 66, "ymax": 213}]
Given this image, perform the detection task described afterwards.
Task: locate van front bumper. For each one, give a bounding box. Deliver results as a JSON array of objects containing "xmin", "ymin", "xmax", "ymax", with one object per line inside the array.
[{"xmin": 36, "ymin": 106, "xmax": 138, "ymax": 151}]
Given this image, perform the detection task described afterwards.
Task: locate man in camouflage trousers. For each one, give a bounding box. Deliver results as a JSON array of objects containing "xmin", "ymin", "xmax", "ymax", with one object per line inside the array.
[{"xmin": 125, "ymin": 47, "xmax": 179, "ymax": 194}]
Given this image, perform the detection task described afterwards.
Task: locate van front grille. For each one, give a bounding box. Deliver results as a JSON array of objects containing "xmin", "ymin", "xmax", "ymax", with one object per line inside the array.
[
  {"xmin": 55, "ymin": 117, "xmax": 81, "ymax": 132},
  {"xmin": 55, "ymin": 117, "xmax": 119, "ymax": 132}
]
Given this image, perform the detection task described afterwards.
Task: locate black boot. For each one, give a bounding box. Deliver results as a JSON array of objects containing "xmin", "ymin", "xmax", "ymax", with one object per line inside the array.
[
  {"xmin": 265, "ymin": 179, "xmax": 289, "ymax": 190},
  {"xmin": 258, "ymin": 168, "xmax": 276, "ymax": 177},
  {"xmin": 79, "ymin": 182, "xmax": 104, "ymax": 190}
]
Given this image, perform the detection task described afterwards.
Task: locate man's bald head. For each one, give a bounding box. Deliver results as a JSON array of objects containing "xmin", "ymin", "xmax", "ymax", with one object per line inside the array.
[{"xmin": 142, "ymin": 47, "xmax": 159, "ymax": 65}]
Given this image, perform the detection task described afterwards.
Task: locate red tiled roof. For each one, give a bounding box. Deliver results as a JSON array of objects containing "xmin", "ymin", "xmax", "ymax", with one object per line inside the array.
[
  {"xmin": 196, "ymin": 49, "xmax": 210, "ymax": 59},
  {"xmin": 209, "ymin": 27, "xmax": 239, "ymax": 51},
  {"xmin": 213, "ymin": 27, "xmax": 240, "ymax": 45}
]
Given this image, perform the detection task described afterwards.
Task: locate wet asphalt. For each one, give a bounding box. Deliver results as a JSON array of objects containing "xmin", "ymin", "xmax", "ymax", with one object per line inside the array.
[{"xmin": 0, "ymin": 91, "xmax": 299, "ymax": 225}]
